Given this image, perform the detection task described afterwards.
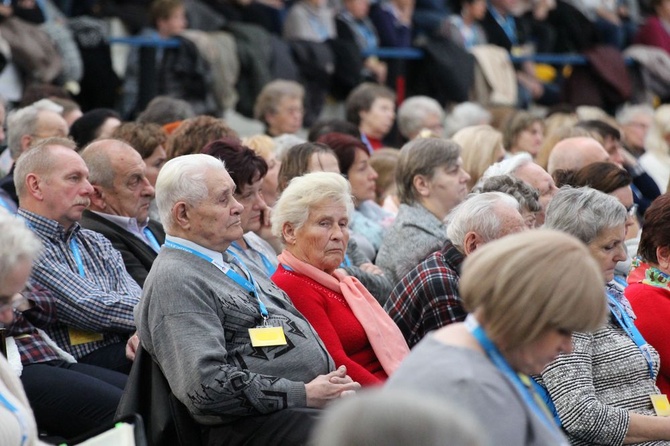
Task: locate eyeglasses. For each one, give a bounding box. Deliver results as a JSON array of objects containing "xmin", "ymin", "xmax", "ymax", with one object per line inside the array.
[
  {"xmin": 0, "ymin": 284, "xmax": 32, "ymax": 313},
  {"xmin": 626, "ymin": 204, "xmax": 638, "ymax": 218},
  {"xmin": 0, "ymin": 292, "xmax": 26, "ymax": 313}
]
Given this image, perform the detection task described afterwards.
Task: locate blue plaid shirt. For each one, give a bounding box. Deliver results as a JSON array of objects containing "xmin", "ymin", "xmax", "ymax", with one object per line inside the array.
[{"xmin": 18, "ymin": 209, "xmax": 141, "ymax": 359}]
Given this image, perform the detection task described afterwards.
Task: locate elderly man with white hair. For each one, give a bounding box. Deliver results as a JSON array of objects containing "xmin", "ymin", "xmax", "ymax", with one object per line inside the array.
[
  {"xmin": 0, "ymin": 99, "xmax": 68, "ymax": 208},
  {"xmin": 397, "ymin": 96, "xmax": 445, "ymax": 140},
  {"xmin": 138, "ymin": 154, "xmax": 360, "ymax": 446},
  {"xmin": 481, "ymin": 153, "xmax": 558, "ymax": 226},
  {"xmin": 385, "ymin": 192, "xmax": 526, "ymax": 347}
]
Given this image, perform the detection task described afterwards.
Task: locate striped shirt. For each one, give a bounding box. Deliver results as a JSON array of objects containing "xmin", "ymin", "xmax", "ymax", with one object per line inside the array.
[
  {"xmin": 540, "ymin": 286, "xmax": 663, "ymax": 445},
  {"xmin": 18, "ymin": 209, "xmax": 141, "ymax": 359}
]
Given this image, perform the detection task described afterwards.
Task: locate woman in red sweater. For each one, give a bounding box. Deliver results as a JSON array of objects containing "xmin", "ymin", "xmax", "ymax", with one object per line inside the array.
[
  {"xmin": 271, "ymin": 172, "xmax": 408, "ymax": 385},
  {"xmin": 625, "ymin": 193, "xmax": 670, "ymax": 395},
  {"xmin": 633, "ymin": 0, "xmax": 670, "ymax": 55}
]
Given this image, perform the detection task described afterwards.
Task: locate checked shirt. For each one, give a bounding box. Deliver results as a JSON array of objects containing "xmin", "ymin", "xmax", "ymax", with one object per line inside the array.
[
  {"xmin": 384, "ymin": 239, "xmax": 466, "ymax": 348},
  {"xmin": 18, "ymin": 209, "xmax": 141, "ymax": 359}
]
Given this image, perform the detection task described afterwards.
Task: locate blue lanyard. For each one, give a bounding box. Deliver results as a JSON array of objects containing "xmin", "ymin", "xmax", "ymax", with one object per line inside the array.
[
  {"xmin": 339, "ymin": 254, "xmax": 352, "ymax": 268},
  {"xmin": 163, "ymin": 241, "xmax": 269, "ymax": 320},
  {"xmin": 0, "ymin": 195, "xmax": 13, "ymax": 213},
  {"xmin": 488, "ymin": 6, "xmax": 517, "ymax": 45},
  {"xmin": 307, "ymin": 10, "xmax": 330, "ymax": 41},
  {"xmin": 465, "ymin": 315, "xmax": 565, "ymax": 439},
  {"xmin": 230, "ymin": 241, "xmax": 276, "ymax": 277},
  {"xmin": 0, "ymin": 392, "xmax": 28, "ymax": 446},
  {"xmin": 607, "ymin": 292, "xmax": 655, "ymax": 379},
  {"xmin": 360, "ymin": 133, "xmax": 374, "ymax": 154},
  {"xmin": 69, "ymin": 238, "xmax": 86, "ymax": 278},
  {"xmin": 613, "ymin": 275, "xmax": 628, "ymax": 288},
  {"xmin": 143, "ymin": 227, "xmax": 161, "ymax": 253}
]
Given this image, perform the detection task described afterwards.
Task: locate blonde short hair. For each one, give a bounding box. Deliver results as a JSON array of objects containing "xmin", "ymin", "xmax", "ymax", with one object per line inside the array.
[
  {"xmin": 452, "ymin": 125, "xmax": 503, "ymax": 190},
  {"xmin": 271, "ymin": 172, "xmax": 354, "ymax": 242},
  {"xmin": 241, "ymin": 134, "xmax": 277, "ymax": 161},
  {"xmin": 460, "ymin": 229, "xmax": 607, "ymax": 350}
]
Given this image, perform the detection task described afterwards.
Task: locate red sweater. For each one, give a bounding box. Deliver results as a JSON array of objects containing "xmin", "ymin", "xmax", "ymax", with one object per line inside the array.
[
  {"xmin": 634, "ymin": 17, "xmax": 670, "ymax": 55},
  {"xmin": 272, "ymin": 265, "xmax": 387, "ymax": 386},
  {"xmin": 625, "ymin": 282, "xmax": 670, "ymax": 395}
]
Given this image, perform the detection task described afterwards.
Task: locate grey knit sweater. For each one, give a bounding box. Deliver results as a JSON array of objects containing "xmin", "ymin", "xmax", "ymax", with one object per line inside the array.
[
  {"xmin": 375, "ymin": 203, "xmax": 447, "ymax": 286},
  {"xmin": 138, "ymin": 248, "xmax": 334, "ymax": 425}
]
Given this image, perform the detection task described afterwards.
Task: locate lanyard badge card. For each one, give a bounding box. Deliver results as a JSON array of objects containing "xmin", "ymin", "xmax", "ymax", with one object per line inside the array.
[{"xmin": 249, "ymin": 319, "xmax": 287, "ymax": 348}]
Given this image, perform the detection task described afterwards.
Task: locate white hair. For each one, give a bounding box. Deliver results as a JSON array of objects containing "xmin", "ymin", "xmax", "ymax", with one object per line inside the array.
[
  {"xmin": 616, "ymin": 103, "xmax": 654, "ymax": 125},
  {"xmin": 445, "ymin": 102, "xmax": 492, "ymax": 137},
  {"xmin": 644, "ymin": 104, "xmax": 670, "ymax": 158},
  {"xmin": 271, "ymin": 172, "xmax": 354, "ymax": 242},
  {"xmin": 0, "ymin": 208, "xmax": 42, "ymax": 284},
  {"xmin": 7, "ymin": 99, "xmax": 64, "ymax": 160},
  {"xmin": 155, "ymin": 154, "xmax": 226, "ymax": 230},
  {"xmin": 545, "ymin": 186, "xmax": 627, "ymax": 244},
  {"xmin": 273, "ymin": 134, "xmax": 307, "ymax": 162},
  {"xmin": 311, "ymin": 390, "xmax": 486, "ymax": 446},
  {"xmin": 397, "ymin": 96, "xmax": 444, "ymax": 139},
  {"xmin": 446, "ymin": 192, "xmax": 520, "ymax": 249},
  {"xmin": 479, "ymin": 152, "xmax": 533, "ymax": 187}
]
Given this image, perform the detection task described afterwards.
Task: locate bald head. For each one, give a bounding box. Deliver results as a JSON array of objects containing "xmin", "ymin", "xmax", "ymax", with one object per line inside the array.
[
  {"xmin": 81, "ymin": 139, "xmax": 137, "ymax": 188},
  {"xmin": 81, "ymin": 139, "xmax": 155, "ymax": 221},
  {"xmin": 512, "ymin": 162, "xmax": 557, "ymax": 226},
  {"xmin": 547, "ymin": 137, "xmax": 609, "ymax": 175}
]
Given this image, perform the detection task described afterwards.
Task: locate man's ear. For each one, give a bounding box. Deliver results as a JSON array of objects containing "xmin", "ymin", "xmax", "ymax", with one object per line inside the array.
[
  {"xmin": 24, "ymin": 173, "xmax": 43, "ymax": 201},
  {"xmin": 282, "ymin": 221, "xmax": 297, "ymax": 245},
  {"xmin": 462, "ymin": 231, "xmax": 484, "ymax": 256},
  {"xmin": 89, "ymin": 186, "xmax": 106, "ymax": 210},
  {"xmin": 19, "ymin": 135, "xmax": 32, "ymax": 154},
  {"xmin": 412, "ymin": 174, "xmax": 431, "ymax": 198},
  {"xmin": 172, "ymin": 201, "xmax": 190, "ymax": 229}
]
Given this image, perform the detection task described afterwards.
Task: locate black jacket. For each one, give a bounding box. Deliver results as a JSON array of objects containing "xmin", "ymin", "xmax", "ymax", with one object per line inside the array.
[{"xmin": 79, "ymin": 210, "xmax": 165, "ymax": 287}]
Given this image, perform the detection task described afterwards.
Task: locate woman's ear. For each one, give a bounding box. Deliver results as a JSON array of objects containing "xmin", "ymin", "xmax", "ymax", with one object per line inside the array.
[
  {"xmin": 656, "ymin": 246, "xmax": 670, "ymax": 271},
  {"xmin": 282, "ymin": 222, "xmax": 297, "ymax": 246},
  {"xmin": 412, "ymin": 174, "xmax": 431, "ymax": 197}
]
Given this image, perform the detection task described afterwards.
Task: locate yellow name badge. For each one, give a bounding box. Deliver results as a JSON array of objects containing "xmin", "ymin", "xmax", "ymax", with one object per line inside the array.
[
  {"xmin": 651, "ymin": 394, "xmax": 670, "ymax": 417},
  {"xmin": 248, "ymin": 326, "xmax": 287, "ymax": 347},
  {"xmin": 68, "ymin": 327, "xmax": 104, "ymax": 346}
]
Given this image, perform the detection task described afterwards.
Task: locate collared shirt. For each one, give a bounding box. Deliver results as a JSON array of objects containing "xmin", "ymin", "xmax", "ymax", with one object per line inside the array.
[
  {"xmin": 18, "ymin": 209, "xmax": 141, "ymax": 359},
  {"xmin": 230, "ymin": 232, "xmax": 278, "ymax": 278},
  {"xmin": 164, "ymin": 234, "xmax": 227, "ymax": 269},
  {"xmin": 384, "ymin": 239, "xmax": 466, "ymax": 348},
  {"xmin": 91, "ymin": 211, "xmax": 155, "ymax": 249},
  {"xmin": 6, "ymin": 282, "xmax": 62, "ymax": 365}
]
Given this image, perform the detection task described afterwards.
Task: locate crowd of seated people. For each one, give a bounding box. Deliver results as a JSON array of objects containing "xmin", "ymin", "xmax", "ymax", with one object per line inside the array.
[
  {"xmin": 2, "ymin": 0, "xmax": 670, "ymax": 131},
  {"xmin": 3, "ymin": 2, "xmax": 670, "ymax": 445}
]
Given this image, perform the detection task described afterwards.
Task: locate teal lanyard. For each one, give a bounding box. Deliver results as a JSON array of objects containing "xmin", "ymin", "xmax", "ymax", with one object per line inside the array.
[
  {"xmin": 69, "ymin": 238, "xmax": 86, "ymax": 278},
  {"xmin": 465, "ymin": 315, "xmax": 566, "ymax": 441},
  {"xmin": 607, "ymin": 291, "xmax": 655, "ymax": 379},
  {"xmin": 163, "ymin": 241, "xmax": 268, "ymax": 320},
  {"xmin": 339, "ymin": 254, "xmax": 352, "ymax": 268},
  {"xmin": 0, "ymin": 195, "xmax": 13, "ymax": 213},
  {"xmin": 230, "ymin": 241, "xmax": 276, "ymax": 277},
  {"xmin": 0, "ymin": 392, "xmax": 28, "ymax": 446},
  {"xmin": 143, "ymin": 227, "xmax": 161, "ymax": 253},
  {"xmin": 488, "ymin": 5, "xmax": 517, "ymax": 45}
]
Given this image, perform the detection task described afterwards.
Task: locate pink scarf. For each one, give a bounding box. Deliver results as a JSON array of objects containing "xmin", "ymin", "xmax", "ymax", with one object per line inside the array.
[{"xmin": 278, "ymin": 250, "xmax": 409, "ymax": 376}]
